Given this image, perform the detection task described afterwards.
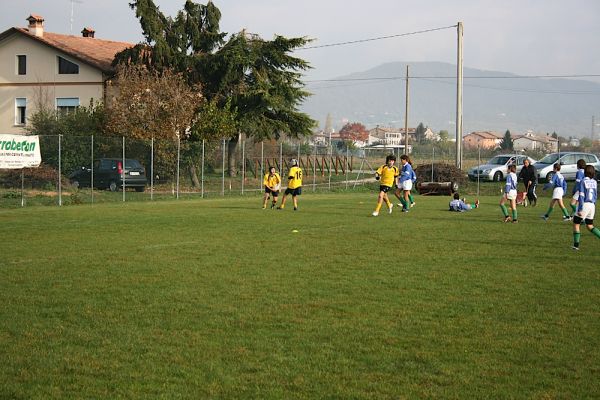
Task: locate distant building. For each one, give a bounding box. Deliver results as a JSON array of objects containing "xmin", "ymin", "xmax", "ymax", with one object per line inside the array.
[
  {"xmin": 0, "ymin": 14, "xmax": 132, "ymax": 134},
  {"xmin": 513, "ymin": 131, "xmax": 558, "ymax": 152},
  {"xmin": 463, "ymin": 131, "xmax": 503, "ymax": 149}
]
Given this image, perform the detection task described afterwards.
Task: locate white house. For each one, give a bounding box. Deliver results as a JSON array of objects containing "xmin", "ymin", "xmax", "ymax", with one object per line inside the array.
[
  {"xmin": 0, "ymin": 15, "xmax": 132, "ymax": 134},
  {"xmin": 513, "ymin": 131, "xmax": 558, "ymax": 152}
]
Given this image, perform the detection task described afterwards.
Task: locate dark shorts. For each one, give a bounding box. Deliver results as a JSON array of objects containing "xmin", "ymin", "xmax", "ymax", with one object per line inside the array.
[
  {"xmin": 379, "ymin": 185, "xmax": 392, "ymax": 193},
  {"xmin": 265, "ymin": 187, "xmax": 279, "ymax": 196},
  {"xmin": 285, "ymin": 187, "xmax": 302, "ymax": 196},
  {"xmin": 573, "ymin": 215, "xmax": 593, "ymax": 225}
]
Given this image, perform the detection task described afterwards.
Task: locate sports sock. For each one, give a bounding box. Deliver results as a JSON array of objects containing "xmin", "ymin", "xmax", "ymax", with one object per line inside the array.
[
  {"xmin": 573, "ymin": 232, "xmax": 581, "ymax": 247},
  {"xmin": 399, "ymin": 198, "xmax": 408, "ymax": 209},
  {"xmin": 545, "ymin": 206, "xmax": 554, "ymax": 217},
  {"xmin": 561, "ymin": 207, "xmax": 570, "ymax": 217},
  {"xmin": 570, "ymin": 204, "xmax": 577, "ymax": 213},
  {"xmin": 591, "ymin": 227, "xmax": 600, "ymax": 239},
  {"xmin": 512, "ymin": 209, "xmax": 518, "ymax": 220},
  {"xmin": 375, "ymin": 203, "xmax": 382, "ymax": 213},
  {"xmin": 470, "ymin": 203, "xmax": 477, "ymax": 208},
  {"xmin": 385, "ymin": 199, "xmax": 392, "ymax": 208},
  {"xmin": 500, "ymin": 204, "xmax": 509, "ymax": 217},
  {"xmin": 408, "ymin": 193, "xmax": 415, "ymax": 203}
]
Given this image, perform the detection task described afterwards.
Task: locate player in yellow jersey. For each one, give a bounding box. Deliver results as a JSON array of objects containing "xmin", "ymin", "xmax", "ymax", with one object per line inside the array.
[
  {"xmin": 278, "ymin": 159, "xmax": 303, "ymax": 211},
  {"xmin": 262, "ymin": 166, "xmax": 281, "ymax": 209},
  {"xmin": 372, "ymin": 155, "xmax": 399, "ymax": 216}
]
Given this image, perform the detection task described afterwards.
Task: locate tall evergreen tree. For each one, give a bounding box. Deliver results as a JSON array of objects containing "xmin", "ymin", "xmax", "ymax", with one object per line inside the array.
[
  {"xmin": 114, "ymin": 0, "xmax": 315, "ymax": 176},
  {"xmin": 499, "ymin": 130, "xmax": 513, "ymax": 150}
]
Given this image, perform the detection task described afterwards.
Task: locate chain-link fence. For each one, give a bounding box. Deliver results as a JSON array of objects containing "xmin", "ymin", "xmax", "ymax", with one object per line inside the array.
[{"xmin": 0, "ymin": 135, "xmax": 539, "ymax": 208}]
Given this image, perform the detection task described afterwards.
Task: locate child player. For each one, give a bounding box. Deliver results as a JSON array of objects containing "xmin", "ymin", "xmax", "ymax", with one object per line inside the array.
[
  {"xmin": 569, "ymin": 159, "xmax": 586, "ymax": 216},
  {"xmin": 278, "ymin": 159, "xmax": 302, "ymax": 211},
  {"xmin": 372, "ymin": 154, "xmax": 399, "ymax": 216},
  {"xmin": 572, "ymin": 165, "xmax": 600, "ymax": 250},
  {"xmin": 499, "ymin": 164, "xmax": 518, "ymax": 223},
  {"xmin": 449, "ymin": 192, "xmax": 479, "ymax": 212},
  {"xmin": 541, "ymin": 163, "xmax": 571, "ymax": 221},
  {"xmin": 396, "ymin": 155, "xmax": 414, "ymax": 212},
  {"xmin": 262, "ymin": 166, "xmax": 281, "ymax": 209}
]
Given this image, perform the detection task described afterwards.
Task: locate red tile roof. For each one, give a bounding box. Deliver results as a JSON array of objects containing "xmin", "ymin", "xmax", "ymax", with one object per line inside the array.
[{"xmin": 1, "ymin": 27, "xmax": 133, "ymax": 73}]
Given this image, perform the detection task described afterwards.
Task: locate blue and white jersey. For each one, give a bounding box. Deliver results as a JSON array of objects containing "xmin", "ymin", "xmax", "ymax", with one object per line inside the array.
[
  {"xmin": 410, "ymin": 168, "xmax": 417, "ymax": 183},
  {"xmin": 449, "ymin": 199, "xmax": 469, "ymax": 212},
  {"xmin": 577, "ymin": 177, "xmax": 598, "ymax": 212},
  {"xmin": 400, "ymin": 163, "xmax": 414, "ymax": 183},
  {"xmin": 504, "ymin": 172, "xmax": 518, "ymax": 193},
  {"xmin": 551, "ymin": 172, "xmax": 567, "ymax": 192},
  {"xmin": 572, "ymin": 168, "xmax": 585, "ymax": 194}
]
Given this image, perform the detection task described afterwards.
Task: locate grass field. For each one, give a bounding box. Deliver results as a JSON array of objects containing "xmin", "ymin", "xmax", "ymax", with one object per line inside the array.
[{"xmin": 1, "ymin": 191, "xmax": 599, "ymax": 399}]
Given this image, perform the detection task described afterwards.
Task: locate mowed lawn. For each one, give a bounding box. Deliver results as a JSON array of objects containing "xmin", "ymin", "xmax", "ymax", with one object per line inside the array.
[{"xmin": 1, "ymin": 192, "xmax": 599, "ymax": 399}]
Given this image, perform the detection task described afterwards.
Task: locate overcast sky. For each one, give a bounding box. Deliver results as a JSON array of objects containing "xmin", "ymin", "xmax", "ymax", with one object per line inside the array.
[{"xmin": 2, "ymin": 0, "xmax": 600, "ymax": 82}]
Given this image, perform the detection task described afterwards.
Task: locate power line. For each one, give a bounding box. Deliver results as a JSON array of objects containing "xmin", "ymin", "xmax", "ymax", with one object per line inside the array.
[
  {"xmin": 306, "ymin": 73, "xmax": 600, "ymax": 83},
  {"xmin": 298, "ymin": 25, "xmax": 457, "ymax": 50}
]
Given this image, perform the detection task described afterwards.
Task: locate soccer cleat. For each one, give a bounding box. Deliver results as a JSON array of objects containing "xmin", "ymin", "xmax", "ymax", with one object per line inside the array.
[
  {"xmin": 475, "ymin": 199, "xmax": 480, "ymax": 208},
  {"xmin": 562, "ymin": 216, "xmax": 572, "ymax": 222},
  {"xmin": 262, "ymin": 206, "xmax": 266, "ymax": 209},
  {"xmin": 572, "ymin": 246, "xmax": 580, "ymax": 251},
  {"xmin": 388, "ymin": 204, "xmax": 394, "ymax": 214},
  {"xmin": 276, "ymin": 206, "xmax": 283, "ymax": 210},
  {"xmin": 397, "ymin": 203, "xmax": 403, "ymax": 207},
  {"xmin": 541, "ymin": 215, "xmax": 548, "ymax": 221},
  {"xmin": 270, "ymin": 203, "xmax": 275, "ymax": 209},
  {"xmin": 372, "ymin": 211, "xmax": 379, "ymax": 217},
  {"xmin": 504, "ymin": 216, "xmax": 511, "ymax": 223},
  {"xmin": 410, "ymin": 202, "xmax": 416, "ymax": 208},
  {"xmin": 402, "ymin": 208, "xmax": 409, "ymax": 213},
  {"xmin": 294, "ymin": 207, "xmax": 298, "ymax": 211},
  {"xmin": 512, "ymin": 220, "xmax": 518, "ymax": 223}
]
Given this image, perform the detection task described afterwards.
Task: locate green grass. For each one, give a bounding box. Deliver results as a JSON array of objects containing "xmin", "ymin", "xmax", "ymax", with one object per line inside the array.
[{"xmin": 1, "ymin": 192, "xmax": 599, "ymax": 399}]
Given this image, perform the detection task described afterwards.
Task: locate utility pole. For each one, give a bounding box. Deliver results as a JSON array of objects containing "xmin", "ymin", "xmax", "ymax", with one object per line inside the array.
[
  {"xmin": 404, "ymin": 65, "xmax": 409, "ymax": 155},
  {"xmin": 592, "ymin": 115, "xmax": 595, "ymax": 142},
  {"xmin": 456, "ymin": 22, "xmax": 464, "ymax": 169}
]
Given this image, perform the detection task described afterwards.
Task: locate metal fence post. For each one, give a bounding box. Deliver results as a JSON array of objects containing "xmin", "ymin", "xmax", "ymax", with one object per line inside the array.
[
  {"xmin": 241, "ymin": 139, "xmax": 245, "ymax": 195},
  {"xmin": 122, "ymin": 136, "xmax": 126, "ymax": 202},
  {"xmin": 222, "ymin": 139, "xmax": 226, "ymax": 196},
  {"xmin": 58, "ymin": 134, "xmax": 62, "ymax": 206},
  {"xmin": 151, "ymin": 135, "xmax": 154, "ymax": 200},
  {"xmin": 176, "ymin": 134, "xmax": 180, "ymax": 199},
  {"xmin": 91, "ymin": 135, "xmax": 94, "ymax": 204},
  {"xmin": 201, "ymin": 139, "xmax": 205, "ymax": 198},
  {"xmin": 260, "ymin": 141, "xmax": 264, "ymax": 190},
  {"xmin": 21, "ymin": 169, "xmax": 24, "ymax": 207},
  {"xmin": 313, "ymin": 144, "xmax": 316, "ymax": 192}
]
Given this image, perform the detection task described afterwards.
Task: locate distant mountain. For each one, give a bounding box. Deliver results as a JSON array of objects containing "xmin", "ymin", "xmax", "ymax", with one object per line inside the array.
[{"xmin": 300, "ymin": 61, "xmax": 600, "ymax": 138}]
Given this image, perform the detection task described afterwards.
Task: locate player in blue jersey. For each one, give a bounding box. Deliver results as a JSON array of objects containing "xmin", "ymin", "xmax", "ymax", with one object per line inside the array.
[
  {"xmin": 541, "ymin": 163, "xmax": 571, "ymax": 221},
  {"xmin": 449, "ymin": 192, "xmax": 479, "ymax": 212},
  {"xmin": 395, "ymin": 155, "xmax": 414, "ymax": 212},
  {"xmin": 572, "ymin": 165, "xmax": 600, "ymax": 250},
  {"xmin": 569, "ymin": 159, "xmax": 586, "ymax": 216},
  {"xmin": 499, "ymin": 164, "xmax": 518, "ymax": 222}
]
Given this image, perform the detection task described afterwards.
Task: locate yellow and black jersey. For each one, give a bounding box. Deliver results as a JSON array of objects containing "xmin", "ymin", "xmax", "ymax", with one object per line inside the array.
[
  {"xmin": 375, "ymin": 165, "xmax": 399, "ymax": 187},
  {"xmin": 263, "ymin": 172, "xmax": 281, "ymax": 190},
  {"xmin": 287, "ymin": 166, "xmax": 303, "ymax": 189}
]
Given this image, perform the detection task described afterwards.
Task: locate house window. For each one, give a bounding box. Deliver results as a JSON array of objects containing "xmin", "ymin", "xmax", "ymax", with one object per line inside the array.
[
  {"xmin": 17, "ymin": 55, "xmax": 26, "ymax": 75},
  {"xmin": 58, "ymin": 56, "xmax": 79, "ymax": 74},
  {"xmin": 15, "ymin": 98, "xmax": 27, "ymax": 125},
  {"xmin": 56, "ymin": 98, "xmax": 80, "ymax": 115}
]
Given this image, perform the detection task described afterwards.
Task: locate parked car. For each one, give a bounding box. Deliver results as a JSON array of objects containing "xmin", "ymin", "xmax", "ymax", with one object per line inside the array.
[
  {"xmin": 533, "ymin": 152, "xmax": 600, "ymax": 182},
  {"xmin": 468, "ymin": 154, "xmax": 536, "ymax": 182},
  {"xmin": 69, "ymin": 158, "xmax": 147, "ymax": 192}
]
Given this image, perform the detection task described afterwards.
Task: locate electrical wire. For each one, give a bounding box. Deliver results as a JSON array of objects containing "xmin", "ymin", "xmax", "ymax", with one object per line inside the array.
[{"xmin": 298, "ymin": 25, "xmax": 457, "ymax": 50}]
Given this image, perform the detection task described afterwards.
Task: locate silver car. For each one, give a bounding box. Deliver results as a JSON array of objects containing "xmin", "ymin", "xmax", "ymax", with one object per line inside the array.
[
  {"xmin": 534, "ymin": 152, "xmax": 600, "ymax": 182},
  {"xmin": 468, "ymin": 154, "xmax": 537, "ymax": 182}
]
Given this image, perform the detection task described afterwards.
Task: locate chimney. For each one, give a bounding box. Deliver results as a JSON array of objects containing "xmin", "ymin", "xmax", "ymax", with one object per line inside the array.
[
  {"xmin": 81, "ymin": 27, "xmax": 95, "ymax": 38},
  {"xmin": 26, "ymin": 14, "xmax": 44, "ymax": 37}
]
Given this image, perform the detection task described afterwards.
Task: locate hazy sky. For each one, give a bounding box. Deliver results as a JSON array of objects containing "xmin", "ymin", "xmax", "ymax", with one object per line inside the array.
[{"xmin": 2, "ymin": 0, "xmax": 600, "ymax": 82}]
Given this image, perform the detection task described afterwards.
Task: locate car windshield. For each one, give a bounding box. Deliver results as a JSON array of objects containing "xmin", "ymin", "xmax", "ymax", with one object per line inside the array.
[
  {"xmin": 537, "ymin": 154, "xmax": 561, "ymax": 164},
  {"xmin": 487, "ymin": 156, "xmax": 511, "ymax": 165}
]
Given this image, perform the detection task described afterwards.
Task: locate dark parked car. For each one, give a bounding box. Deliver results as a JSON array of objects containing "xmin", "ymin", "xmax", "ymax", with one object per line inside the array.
[{"xmin": 69, "ymin": 158, "xmax": 147, "ymax": 192}]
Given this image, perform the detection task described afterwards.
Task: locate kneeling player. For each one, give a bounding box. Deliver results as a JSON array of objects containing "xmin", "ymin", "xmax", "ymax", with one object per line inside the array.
[{"xmin": 262, "ymin": 166, "xmax": 281, "ymax": 209}]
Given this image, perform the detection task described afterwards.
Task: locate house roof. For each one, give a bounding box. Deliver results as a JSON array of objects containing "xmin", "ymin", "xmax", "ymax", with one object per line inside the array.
[
  {"xmin": 0, "ymin": 26, "xmax": 133, "ymax": 74},
  {"xmin": 465, "ymin": 131, "xmax": 503, "ymax": 140}
]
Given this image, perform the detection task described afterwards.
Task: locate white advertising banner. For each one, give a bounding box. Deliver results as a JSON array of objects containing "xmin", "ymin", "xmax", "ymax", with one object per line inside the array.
[{"xmin": 0, "ymin": 134, "xmax": 42, "ymax": 169}]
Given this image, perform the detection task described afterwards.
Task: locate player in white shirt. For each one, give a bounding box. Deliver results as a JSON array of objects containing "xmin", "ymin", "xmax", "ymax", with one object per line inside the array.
[
  {"xmin": 499, "ymin": 164, "xmax": 518, "ymax": 223},
  {"xmin": 541, "ymin": 163, "xmax": 571, "ymax": 222},
  {"xmin": 572, "ymin": 165, "xmax": 600, "ymax": 250}
]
